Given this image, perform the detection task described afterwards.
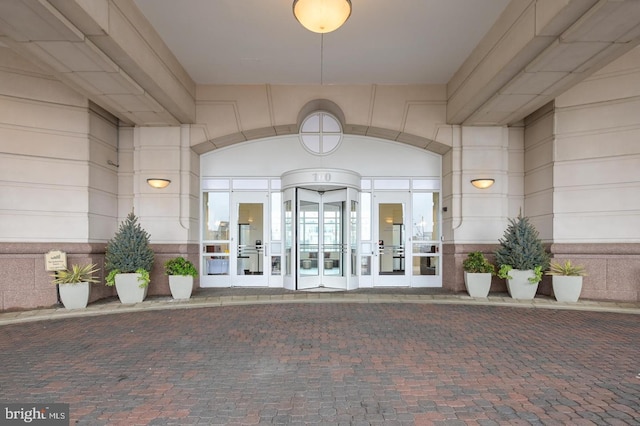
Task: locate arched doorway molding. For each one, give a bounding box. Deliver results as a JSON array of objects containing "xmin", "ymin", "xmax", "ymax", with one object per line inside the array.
[
  {"xmin": 191, "ymin": 97, "xmax": 451, "ymax": 156},
  {"xmin": 192, "ymin": 125, "xmax": 451, "ymax": 156}
]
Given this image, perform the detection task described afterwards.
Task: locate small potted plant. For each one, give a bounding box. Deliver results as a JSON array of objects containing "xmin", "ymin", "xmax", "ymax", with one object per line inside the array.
[
  {"xmin": 546, "ymin": 260, "xmax": 586, "ymax": 303},
  {"xmin": 105, "ymin": 211, "xmax": 154, "ymax": 304},
  {"xmin": 495, "ymin": 215, "xmax": 550, "ymax": 300},
  {"xmin": 164, "ymin": 256, "xmax": 198, "ymax": 300},
  {"xmin": 51, "ymin": 263, "xmax": 99, "ymax": 309},
  {"xmin": 462, "ymin": 251, "xmax": 495, "ymax": 298}
]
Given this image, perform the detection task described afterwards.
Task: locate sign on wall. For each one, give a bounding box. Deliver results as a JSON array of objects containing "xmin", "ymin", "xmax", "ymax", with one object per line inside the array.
[{"xmin": 45, "ymin": 250, "xmax": 67, "ymax": 271}]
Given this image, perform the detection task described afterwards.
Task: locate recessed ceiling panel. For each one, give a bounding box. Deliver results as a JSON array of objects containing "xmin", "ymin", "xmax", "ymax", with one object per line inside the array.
[{"xmin": 134, "ymin": 0, "xmax": 510, "ymax": 85}]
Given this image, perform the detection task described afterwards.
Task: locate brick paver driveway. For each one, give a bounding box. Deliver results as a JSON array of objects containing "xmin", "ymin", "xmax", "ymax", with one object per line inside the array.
[{"xmin": 1, "ymin": 303, "xmax": 639, "ymax": 425}]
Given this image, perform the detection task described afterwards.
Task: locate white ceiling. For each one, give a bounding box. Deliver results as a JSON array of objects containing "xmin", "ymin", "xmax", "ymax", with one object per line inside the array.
[{"xmin": 134, "ymin": 0, "xmax": 511, "ymax": 85}]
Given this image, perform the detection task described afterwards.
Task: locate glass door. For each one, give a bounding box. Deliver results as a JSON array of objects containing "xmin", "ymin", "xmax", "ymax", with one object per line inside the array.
[
  {"xmin": 297, "ymin": 188, "xmax": 347, "ymax": 290},
  {"xmin": 373, "ymin": 192, "xmax": 410, "ymax": 286},
  {"xmin": 282, "ymin": 187, "xmax": 295, "ymax": 290},
  {"xmin": 231, "ymin": 192, "xmax": 268, "ymax": 286}
]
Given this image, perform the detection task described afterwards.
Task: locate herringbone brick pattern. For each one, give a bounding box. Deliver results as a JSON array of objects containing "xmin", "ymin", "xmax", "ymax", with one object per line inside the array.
[{"xmin": 1, "ymin": 303, "xmax": 639, "ymax": 425}]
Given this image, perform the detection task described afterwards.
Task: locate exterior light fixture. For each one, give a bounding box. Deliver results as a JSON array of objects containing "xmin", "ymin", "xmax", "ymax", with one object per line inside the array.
[
  {"xmin": 147, "ymin": 178, "xmax": 171, "ymax": 189},
  {"xmin": 470, "ymin": 179, "xmax": 495, "ymax": 189},
  {"xmin": 293, "ymin": 0, "xmax": 352, "ymax": 33}
]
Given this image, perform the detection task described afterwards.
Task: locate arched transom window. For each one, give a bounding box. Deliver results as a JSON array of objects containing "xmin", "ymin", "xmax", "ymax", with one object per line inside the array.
[{"xmin": 299, "ymin": 111, "xmax": 343, "ymax": 155}]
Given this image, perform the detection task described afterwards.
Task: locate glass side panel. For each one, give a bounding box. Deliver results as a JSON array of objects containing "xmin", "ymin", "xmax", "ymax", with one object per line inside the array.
[
  {"xmin": 323, "ymin": 200, "xmax": 343, "ymax": 277},
  {"xmin": 284, "ymin": 200, "xmax": 292, "ymax": 276},
  {"xmin": 411, "ymin": 192, "xmax": 440, "ymax": 277},
  {"xmin": 412, "ymin": 192, "xmax": 439, "ymax": 241},
  {"xmin": 412, "ymin": 255, "xmax": 439, "ymax": 276},
  {"xmin": 203, "ymin": 192, "xmax": 229, "ymax": 240},
  {"xmin": 374, "ymin": 179, "xmax": 410, "ymax": 190},
  {"xmin": 360, "ymin": 255, "xmax": 371, "ymax": 275},
  {"xmin": 204, "ymin": 243, "xmax": 229, "ymax": 254},
  {"xmin": 271, "ymin": 192, "xmax": 282, "ymax": 241},
  {"xmin": 204, "ymin": 255, "xmax": 229, "ymax": 275},
  {"xmin": 271, "ymin": 256, "xmax": 281, "ymax": 275},
  {"xmin": 202, "ymin": 179, "xmax": 229, "ymax": 190},
  {"xmin": 351, "ymin": 200, "xmax": 358, "ymax": 277},
  {"xmin": 299, "ymin": 200, "xmax": 319, "ymax": 276},
  {"xmin": 412, "ymin": 179, "xmax": 440, "ymax": 190},
  {"xmin": 232, "ymin": 179, "xmax": 269, "ymax": 190},
  {"xmin": 360, "ymin": 192, "xmax": 371, "ymax": 241}
]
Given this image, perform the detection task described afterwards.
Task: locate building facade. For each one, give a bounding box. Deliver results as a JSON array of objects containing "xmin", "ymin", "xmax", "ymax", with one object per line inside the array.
[{"xmin": 1, "ymin": 0, "xmax": 639, "ymax": 310}]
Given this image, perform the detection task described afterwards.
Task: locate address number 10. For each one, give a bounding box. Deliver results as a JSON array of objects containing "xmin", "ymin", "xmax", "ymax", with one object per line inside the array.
[{"xmin": 312, "ymin": 173, "xmax": 332, "ymax": 182}]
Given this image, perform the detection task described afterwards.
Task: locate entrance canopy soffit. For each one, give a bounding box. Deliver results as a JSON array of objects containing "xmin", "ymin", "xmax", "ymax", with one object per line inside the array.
[{"xmin": 3, "ymin": 1, "xmax": 639, "ymax": 129}]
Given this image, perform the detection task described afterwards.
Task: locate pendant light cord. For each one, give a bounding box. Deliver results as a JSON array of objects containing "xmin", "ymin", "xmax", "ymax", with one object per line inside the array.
[{"xmin": 320, "ymin": 33, "xmax": 324, "ymax": 86}]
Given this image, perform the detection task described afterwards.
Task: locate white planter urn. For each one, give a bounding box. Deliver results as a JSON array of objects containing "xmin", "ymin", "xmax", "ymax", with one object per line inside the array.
[
  {"xmin": 59, "ymin": 282, "xmax": 91, "ymax": 309},
  {"xmin": 552, "ymin": 276, "xmax": 583, "ymax": 303},
  {"xmin": 464, "ymin": 272, "xmax": 492, "ymax": 298},
  {"xmin": 168, "ymin": 275, "xmax": 193, "ymax": 300},
  {"xmin": 114, "ymin": 273, "xmax": 148, "ymax": 304},
  {"xmin": 506, "ymin": 269, "xmax": 539, "ymax": 300}
]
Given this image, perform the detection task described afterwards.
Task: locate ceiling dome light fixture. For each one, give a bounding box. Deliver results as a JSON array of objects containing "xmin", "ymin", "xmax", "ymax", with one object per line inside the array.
[
  {"xmin": 470, "ymin": 178, "xmax": 495, "ymax": 189},
  {"xmin": 293, "ymin": 0, "xmax": 352, "ymax": 34},
  {"xmin": 147, "ymin": 178, "xmax": 171, "ymax": 189}
]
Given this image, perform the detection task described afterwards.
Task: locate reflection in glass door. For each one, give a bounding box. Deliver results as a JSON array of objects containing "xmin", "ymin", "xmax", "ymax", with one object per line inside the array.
[
  {"xmin": 411, "ymin": 192, "xmax": 441, "ymax": 286},
  {"xmin": 297, "ymin": 188, "xmax": 347, "ymax": 290},
  {"xmin": 232, "ymin": 192, "xmax": 267, "ymax": 286},
  {"xmin": 374, "ymin": 193, "xmax": 410, "ymax": 286}
]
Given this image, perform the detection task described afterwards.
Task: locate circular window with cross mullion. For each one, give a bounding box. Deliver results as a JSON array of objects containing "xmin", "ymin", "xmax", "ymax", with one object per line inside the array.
[{"xmin": 299, "ymin": 112, "xmax": 343, "ymax": 155}]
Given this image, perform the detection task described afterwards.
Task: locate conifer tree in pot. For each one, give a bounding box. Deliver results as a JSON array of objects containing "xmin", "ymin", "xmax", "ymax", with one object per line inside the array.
[
  {"xmin": 105, "ymin": 211, "xmax": 154, "ymax": 304},
  {"xmin": 495, "ymin": 215, "xmax": 549, "ymax": 300}
]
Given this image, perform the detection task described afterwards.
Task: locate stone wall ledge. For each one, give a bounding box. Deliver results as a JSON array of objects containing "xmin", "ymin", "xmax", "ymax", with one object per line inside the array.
[
  {"xmin": 550, "ymin": 243, "xmax": 640, "ymax": 256},
  {"xmin": 0, "ymin": 242, "xmax": 198, "ymax": 256},
  {"xmin": 0, "ymin": 243, "xmax": 106, "ymax": 255}
]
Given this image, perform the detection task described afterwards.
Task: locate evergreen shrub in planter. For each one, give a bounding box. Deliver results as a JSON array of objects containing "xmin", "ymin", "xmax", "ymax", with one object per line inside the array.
[
  {"xmin": 495, "ymin": 215, "xmax": 549, "ymax": 300},
  {"xmin": 105, "ymin": 211, "xmax": 154, "ymax": 304}
]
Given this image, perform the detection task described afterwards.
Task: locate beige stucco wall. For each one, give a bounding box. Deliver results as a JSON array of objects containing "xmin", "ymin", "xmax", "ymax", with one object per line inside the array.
[
  {"xmin": 523, "ymin": 102, "xmax": 554, "ymax": 241},
  {"xmin": 0, "ymin": 46, "xmax": 119, "ymax": 242},
  {"xmin": 443, "ymin": 126, "xmax": 516, "ymax": 244},
  {"xmin": 122, "ymin": 126, "xmax": 200, "ymax": 244},
  {"xmin": 553, "ymin": 47, "xmax": 640, "ymax": 243}
]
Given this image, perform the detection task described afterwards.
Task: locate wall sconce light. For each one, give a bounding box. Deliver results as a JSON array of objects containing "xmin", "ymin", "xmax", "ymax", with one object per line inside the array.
[
  {"xmin": 147, "ymin": 178, "xmax": 171, "ymax": 189},
  {"xmin": 470, "ymin": 178, "xmax": 495, "ymax": 189},
  {"xmin": 293, "ymin": 0, "xmax": 352, "ymax": 33}
]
